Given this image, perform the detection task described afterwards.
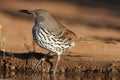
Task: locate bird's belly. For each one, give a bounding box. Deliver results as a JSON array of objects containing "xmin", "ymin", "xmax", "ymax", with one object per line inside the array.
[
  {"xmin": 38, "ymin": 37, "xmax": 70, "ymax": 53},
  {"xmin": 36, "ymin": 34, "xmax": 71, "ymax": 54}
]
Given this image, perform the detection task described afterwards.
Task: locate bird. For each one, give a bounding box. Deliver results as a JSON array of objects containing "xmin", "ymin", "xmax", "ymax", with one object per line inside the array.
[{"xmin": 19, "ymin": 9, "xmax": 78, "ymax": 75}]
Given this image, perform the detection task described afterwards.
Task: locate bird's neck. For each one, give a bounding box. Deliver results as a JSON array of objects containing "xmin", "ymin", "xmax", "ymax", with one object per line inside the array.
[{"xmin": 34, "ymin": 19, "xmax": 39, "ymax": 25}]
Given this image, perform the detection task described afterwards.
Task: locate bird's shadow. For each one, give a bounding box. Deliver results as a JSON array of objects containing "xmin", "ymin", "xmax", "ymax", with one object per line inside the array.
[{"xmin": 0, "ymin": 50, "xmax": 53, "ymax": 60}]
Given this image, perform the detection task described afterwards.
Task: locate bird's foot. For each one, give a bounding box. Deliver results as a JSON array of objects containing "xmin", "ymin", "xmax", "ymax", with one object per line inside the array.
[{"xmin": 34, "ymin": 57, "xmax": 45, "ymax": 70}]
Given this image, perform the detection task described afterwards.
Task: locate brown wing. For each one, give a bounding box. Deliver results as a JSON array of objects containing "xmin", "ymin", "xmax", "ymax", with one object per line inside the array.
[
  {"xmin": 49, "ymin": 22, "xmax": 77, "ymax": 41},
  {"xmin": 59, "ymin": 29, "xmax": 77, "ymax": 41}
]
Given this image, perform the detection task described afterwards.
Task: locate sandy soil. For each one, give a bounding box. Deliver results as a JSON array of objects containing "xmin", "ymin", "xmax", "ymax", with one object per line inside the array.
[{"xmin": 0, "ymin": 0, "xmax": 120, "ymax": 74}]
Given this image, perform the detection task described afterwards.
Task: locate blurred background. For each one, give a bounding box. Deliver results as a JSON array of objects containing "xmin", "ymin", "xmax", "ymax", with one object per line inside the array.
[{"xmin": 0, "ymin": 0, "xmax": 120, "ymax": 58}]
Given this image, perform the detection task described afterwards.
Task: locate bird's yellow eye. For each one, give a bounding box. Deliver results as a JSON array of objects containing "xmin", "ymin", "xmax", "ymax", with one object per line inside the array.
[{"xmin": 35, "ymin": 12, "xmax": 40, "ymax": 17}]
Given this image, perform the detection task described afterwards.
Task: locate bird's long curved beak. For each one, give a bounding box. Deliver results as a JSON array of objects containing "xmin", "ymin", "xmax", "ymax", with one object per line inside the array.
[{"xmin": 19, "ymin": 9, "xmax": 32, "ymax": 14}]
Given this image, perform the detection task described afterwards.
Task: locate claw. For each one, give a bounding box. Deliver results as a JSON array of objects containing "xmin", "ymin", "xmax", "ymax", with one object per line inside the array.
[
  {"xmin": 34, "ymin": 58, "xmax": 45, "ymax": 70},
  {"xmin": 34, "ymin": 52, "xmax": 51, "ymax": 70}
]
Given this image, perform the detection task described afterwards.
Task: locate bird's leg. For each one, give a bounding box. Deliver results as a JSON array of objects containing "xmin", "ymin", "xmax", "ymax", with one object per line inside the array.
[
  {"xmin": 40, "ymin": 52, "xmax": 51, "ymax": 72},
  {"xmin": 34, "ymin": 51, "xmax": 51, "ymax": 70},
  {"xmin": 34, "ymin": 58, "xmax": 44, "ymax": 70},
  {"xmin": 54, "ymin": 54, "xmax": 61, "ymax": 75}
]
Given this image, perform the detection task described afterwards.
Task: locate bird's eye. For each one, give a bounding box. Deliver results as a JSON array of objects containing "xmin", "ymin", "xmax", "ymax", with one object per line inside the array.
[{"xmin": 35, "ymin": 12, "xmax": 40, "ymax": 17}]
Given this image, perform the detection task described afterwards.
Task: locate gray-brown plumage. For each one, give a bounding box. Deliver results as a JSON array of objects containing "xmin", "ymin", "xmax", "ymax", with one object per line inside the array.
[{"xmin": 19, "ymin": 9, "xmax": 77, "ymax": 75}]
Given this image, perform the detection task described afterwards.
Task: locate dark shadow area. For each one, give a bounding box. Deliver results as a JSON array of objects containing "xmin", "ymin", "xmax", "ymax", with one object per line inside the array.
[
  {"xmin": 31, "ymin": 0, "xmax": 120, "ymax": 11},
  {"xmin": 93, "ymin": 36, "xmax": 120, "ymax": 44},
  {"xmin": 55, "ymin": 16, "xmax": 120, "ymax": 31},
  {"xmin": 0, "ymin": 50, "xmax": 53, "ymax": 60},
  {"xmin": 70, "ymin": 0, "xmax": 120, "ymax": 11},
  {"xmin": 33, "ymin": 0, "xmax": 120, "ymax": 18},
  {"xmin": 1, "ymin": 71, "xmax": 120, "ymax": 80}
]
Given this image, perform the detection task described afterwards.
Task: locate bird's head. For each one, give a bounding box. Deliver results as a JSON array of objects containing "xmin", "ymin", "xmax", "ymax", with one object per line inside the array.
[{"xmin": 19, "ymin": 9, "xmax": 50, "ymax": 20}]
